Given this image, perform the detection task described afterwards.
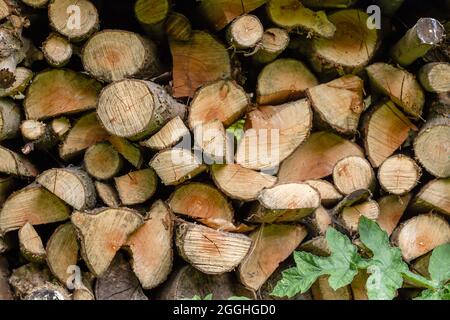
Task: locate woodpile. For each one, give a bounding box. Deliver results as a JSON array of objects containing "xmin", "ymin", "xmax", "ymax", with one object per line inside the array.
[{"xmin": 0, "ymin": 0, "xmax": 449, "ymax": 301}]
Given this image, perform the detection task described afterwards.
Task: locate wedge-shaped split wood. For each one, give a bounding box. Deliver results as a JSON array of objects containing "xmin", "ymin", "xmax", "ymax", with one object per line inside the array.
[
  {"xmin": 0, "ymin": 99, "xmax": 21, "ymax": 140},
  {"xmin": 194, "ymin": 120, "xmax": 228, "ymax": 163},
  {"xmin": 170, "ymin": 31, "xmax": 231, "ymax": 98},
  {"xmin": 95, "ymin": 181, "xmax": 120, "ymax": 208},
  {"xmin": 188, "ymin": 80, "xmax": 249, "ymax": 129},
  {"xmin": 304, "ymin": 180, "xmax": 342, "ymax": 207},
  {"xmin": 165, "ymin": 12, "xmax": 192, "ymax": 41},
  {"xmin": 46, "ymin": 223, "xmax": 79, "ymax": 284},
  {"xmin": 168, "ymin": 182, "xmax": 238, "ymax": 231},
  {"xmin": 82, "ymin": 30, "xmax": 161, "ymax": 82},
  {"xmin": 392, "ymin": 214, "xmax": 450, "ymax": 262},
  {"xmin": 59, "ymin": 112, "xmax": 109, "ymax": 160},
  {"xmin": 236, "ymin": 99, "xmax": 312, "ymax": 171},
  {"xmin": 378, "ymin": 155, "xmax": 421, "ymax": 195},
  {"xmin": 306, "ymin": 75, "xmax": 364, "ymax": 134},
  {"xmin": 211, "ymin": 164, "xmax": 277, "ymax": 201},
  {"xmin": 411, "ymin": 179, "xmax": 450, "ymax": 216},
  {"xmin": 339, "ymin": 200, "xmax": 380, "ymax": 233},
  {"xmin": 108, "ymin": 136, "xmax": 144, "ymax": 169},
  {"xmin": 84, "ymin": 142, "xmax": 123, "ymax": 181},
  {"xmin": 18, "ymin": 223, "xmax": 46, "ymax": 263},
  {"xmin": 24, "ymin": 69, "xmax": 101, "ymax": 120},
  {"xmin": 278, "ymin": 131, "xmax": 363, "ymax": 183},
  {"xmin": 256, "ymin": 58, "xmax": 318, "ymax": 105},
  {"xmin": 175, "ymin": 221, "xmax": 252, "ymax": 275},
  {"xmin": 37, "ymin": 168, "xmax": 96, "ymax": 211},
  {"xmin": 95, "ymin": 253, "xmax": 147, "ymax": 300},
  {"xmin": 140, "ymin": 116, "xmax": 189, "ymax": 151},
  {"xmin": 150, "ymin": 149, "xmax": 207, "ymax": 186},
  {"xmin": 249, "ymin": 183, "xmax": 321, "ymax": 223},
  {"xmin": 71, "ymin": 208, "xmax": 144, "ymax": 276},
  {"xmin": 0, "ymin": 145, "xmax": 38, "ymax": 177},
  {"xmin": 366, "ymin": 63, "xmax": 425, "ymax": 118},
  {"xmin": 0, "ymin": 185, "xmax": 70, "ymax": 234},
  {"xmin": 238, "ymin": 224, "xmax": 308, "ymax": 291},
  {"xmin": 299, "ymin": 236, "xmax": 331, "ymax": 256},
  {"xmin": 376, "ymin": 194, "xmax": 411, "ymax": 236},
  {"xmin": 97, "ymin": 79, "xmax": 186, "ymax": 140},
  {"xmin": 332, "ymin": 156, "xmax": 375, "ymax": 195},
  {"xmin": 114, "ymin": 169, "xmax": 157, "ymax": 206},
  {"xmin": 267, "ymin": 0, "xmax": 336, "ymax": 38},
  {"xmin": 310, "ymin": 9, "xmax": 378, "ymax": 74},
  {"xmin": 363, "ymin": 100, "xmax": 417, "ymax": 167},
  {"xmin": 125, "ymin": 200, "xmax": 173, "ymax": 289},
  {"xmin": 0, "ymin": 176, "xmax": 14, "ymax": 207},
  {"xmin": 308, "ymin": 206, "xmax": 333, "ymax": 236}
]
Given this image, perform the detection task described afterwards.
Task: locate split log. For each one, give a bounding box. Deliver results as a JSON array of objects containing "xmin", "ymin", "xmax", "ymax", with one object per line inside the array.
[
  {"xmin": 332, "ymin": 156, "xmax": 375, "ymax": 195},
  {"xmin": 188, "ymin": 80, "xmax": 249, "ymax": 129},
  {"xmin": 165, "ymin": 12, "xmax": 192, "ymax": 41},
  {"xmin": 311, "ymin": 276, "xmax": 352, "ymax": 300},
  {"xmin": 226, "ymin": 14, "xmax": 263, "ymax": 50},
  {"xmin": 0, "ymin": 185, "xmax": 70, "ymax": 234},
  {"xmin": 114, "ymin": 169, "xmax": 157, "ymax": 206},
  {"xmin": 411, "ymin": 179, "xmax": 449, "ymax": 216},
  {"xmin": 248, "ymin": 183, "xmax": 321, "ymax": 223},
  {"xmin": 37, "ymin": 168, "xmax": 96, "ymax": 210},
  {"xmin": 0, "ymin": 175, "xmax": 15, "ymax": 206},
  {"xmin": 94, "ymin": 181, "xmax": 120, "ymax": 208},
  {"xmin": 306, "ymin": 75, "xmax": 364, "ymax": 135},
  {"xmin": 197, "ymin": 0, "xmax": 267, "ymax": 31},
  {"xmin": 125, "ymin": 200, "xmax": 173, "ymax": 289},
  {"xmin": 20, "ymin": 120, "xmax": 57, "ymax": 154},
  {"xmin": 267, "ymin": 0, "xmax": 336, "ymax": 38},
  {"xmin": 95, "ymin": 253, "xmax": 147, "ymax": 300},
  {"xmin": 71, "ymin": 208, "xmax": 143, "ymax": 276},
  {"xmin": 156, "ymin": 264, "xmax": 253, "ymax": 300},
  {"xmin": 304, "ymin": 180, "xmax": 342, "ymax": 207},
  {"xmin": 24, "ymin": 282, "xmax": 71, "ymax": 300},
  {"xmin": 42, "ymin": 33, "xmax": 72, "ymax": 67},
  {"xmin": 211, "ymin": 164, "xmax": 277, "ymax": 201},
  {"xmin": 392, "ymin": 213, "xmax": 450, "ymax": 262},
  {"xmin": 134, "ymin": 0, "xmax": 169, "ymax": 39},
  {"xmin": 169, "ymin": 31, "xmax": 231, "ymax": 98},
  {"xmin": 0, "ymin": 67, "xmax": 33, "ymax": 99},
  {"xmin": 150, "ymin": 148, "xmax": 207, "ymax": 186},
  {"xmin": 84, "ymin": 142, "xmax": 123, "ymax": 181},
  {"xmin": 168, "ymin": 182, "xmax": 236, "ymax": 231},
  {"xmin": 299, "ymin": 236, "xmax": 330, "ymax": 256},
  {"xmin": 414, "ymin": 102, "xmax": 450, "ymax": 178},
  {"xmin": 339, "ymin": 200, "xmax": 380, "ymax": 233},
  {"xmin": 8, "ymin": 263, "xmax": 53, "ymax": 299},
  {"xmin": 0, "ymin": 145, "xmax": 38, "ymax": 178},
  {"xmin": 59, "ymin": 112, "xmax": 109, "ymax": 160},
  {"xmin": 48, "ymin": 0, "xmax": 99, "ymax": 42},
  {"xmin": 46, "ymin": 223, "xmax": 79, "ymax": 285},
  {"xmin": 308, "ymin": 206, "xmax": 332, "ymax": 235},
  {"xmin": 376, "ymin": 194, "xmax": 411, "ymax": 236},
  {"xmin": 363, "ymin": 100, "xmax": 417, "ymax": 168},
  {"xmin": 309, "ymin": 9, "xmax": 378, "ymax": 74},
  {"xmin": 0, "ymin": 257, "xmax": 12, "ymax": 300},
  {"xmin": 82, "ymin": 30, "xmax": 161, "ymax": 82},
  {"xmin": 175, "ymin": 221, "xmax": 252, "ymax": 275},
  {"xmin": 18, "ymin": 222, "xmax": 46, "ymax": 263},
  {"xmin": 193, "ymin": 119, "xmax": 228, "ymax": 164},
  {"xmin": 366, "ymin": 63, "xmax": 425, "ymax": 119},
  {"xmin": 108, "ymin": 136, "xmax": 143, "ymax": 169},
  {"xmin": 97, "ymin": 79, "xmax": 186, "ymax": 140},
  {"xmin": 0, "ymin": 98, "xmax": 20, "ymax": 140},
  {"xmin": 391, "ymin": 18, "xmax": 445, "ymax": 66},
  {"xmin": 238, "ymin": 224, "xmax": 307, "ymax": 291},
  {"xmin": 418, "ymin": 62, "xmax": 450, "ymax": 93},
  {"xmin": 236, "ymin": 99, "xmax": 312, "ymax": 171},
  {"xmin": 330, "ymin": 188, "xmax": 372, "ymax": 217},
  {"xmin": 378, "ymin": 155, "xmax": 421, "ymax": 195},
  {"xmin": 24, "ymin": 69, "xmax": 101, "ymax": 120},
  {"xmin": 50, "ymin": 117, "xmax": 70, "ymax": 140},
  {"xmin": 278, "ymin": 131, "xmax": 363, "ymax": 183},
  {"xmin": 252, "ymin": 28, "xmax": 289, "ymax": 64},
  {"xmin": 256, "ymin": 58, "xmax": 318, "ymax": 105},
  {"xmin": 140, "ymin": 116, "xmax": 189, "ymax": 151}
]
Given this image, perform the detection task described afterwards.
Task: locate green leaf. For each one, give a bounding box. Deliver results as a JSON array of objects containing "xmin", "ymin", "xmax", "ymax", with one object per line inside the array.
[
  {"xmin": 228, "ymin": 296, "xmax": 251, "ymax": 300},
  {"xmin": 226, "ymin": 119, "xmax": 245, "ymax": 142},
  {"xmin": 271, "ymin": 267, "xmax": 314, "ymax": 298},
  {"xmin": 359, "ymin": 217, "xmax": 409, "ymax": 300},
  {"xmin": 415, "ymin": 284, "xmax": 450, "ymax": 300},
  {"xmin": 428, "ymin": 243, "xmax": 450, "ymax": 284},
  {"xmin": 203, "ymin": 294, "xmax": 213, "ymax": 300},
  {"xmin": 325, "ymin": 228, "xmax": 361, "ymax": 290}
]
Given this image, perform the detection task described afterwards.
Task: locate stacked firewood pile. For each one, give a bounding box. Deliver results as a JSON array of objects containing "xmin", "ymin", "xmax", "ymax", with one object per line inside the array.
[{"xmin": 0, "ymin": 0, "xmax": 449, "ymax": 300}]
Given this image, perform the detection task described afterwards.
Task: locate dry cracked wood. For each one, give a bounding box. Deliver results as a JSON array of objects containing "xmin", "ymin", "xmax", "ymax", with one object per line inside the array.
[
  {"xmin": 332, "ymin": 156, "xmax": 375, "ymax": 195},
  {"xmin": 378, "ymin": 155, "xmax": 421, "ymax": 195},
  {"xmin": 140, "ymin": 116, "xmax": 189, "ymax": 151},
  {"xmin": 175, "ymin": 221, "xmax": 252, "ymax": 275},
  {"xmin": 114, "ymin": 169, "xmax": 157, "ymax": 206},
  {"xmin": 376, "ymin": 194, "xmax": 411, "ymax": 236},
  {"xmin": 411, "ymin": 178, "xmax": 450, "ymax": 216},
  {"xmin": 0, "ymin": 145, "xmax": 38, "ymax": 177},
  {"xmin": 71, "ymin": 208, "xmax": 143, "ymax": 276},
  {"xmin": 18, "ymin": 223, "xmax": 46, "ymax": 263},
  {"xmin": 0, "ymin": 99, "xmax": 21, "ymax": 140}
]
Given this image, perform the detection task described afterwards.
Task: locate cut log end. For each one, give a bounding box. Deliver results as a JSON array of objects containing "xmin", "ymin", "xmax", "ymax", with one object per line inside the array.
[
  {"xmin": 227, "ymin": 14, "xmax": 264, "ymax": 50},
  {"xmin": 84, "ymin": 142, "xmax": 123, "ymax": 181},
  {"xmin": 378, "ymin": 155, "xmax": 421, "ymax": 195},
  {"xmin": 42, "ymin": 33, "xmax": 73, "ymax": 67},
  {"xmin": 114, "ymin": 169, "xmax": 157, "ymax": 206},
  {"xmin": 332, "ymin": 156, "xmax": 375, "ymax": 196}
]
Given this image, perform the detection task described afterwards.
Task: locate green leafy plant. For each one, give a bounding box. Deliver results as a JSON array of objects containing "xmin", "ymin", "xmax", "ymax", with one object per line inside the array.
[{"xmin": 271, "ymin": 217, "xmax": 450, "ymax": 300}]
